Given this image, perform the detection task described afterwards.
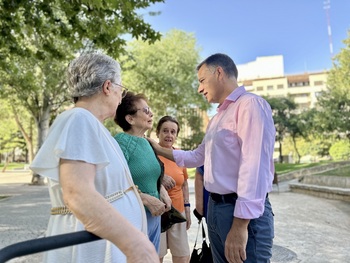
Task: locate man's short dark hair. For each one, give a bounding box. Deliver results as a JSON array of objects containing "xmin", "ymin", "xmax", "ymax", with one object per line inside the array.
[{"xmin": 197, "ymin": 53, "xmax": 238, "ymax": 79}]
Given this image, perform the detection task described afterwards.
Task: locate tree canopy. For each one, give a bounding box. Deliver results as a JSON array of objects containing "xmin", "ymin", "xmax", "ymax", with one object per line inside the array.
[
  {"xmin": 0, "ymin": 0, "xmax": 163, "ymax": 63},
  {"xmin": 315, "ymin": 30, "xmax": 350, "ymax": 139},
  {"xmin": 0, "ymin": 0, "xmax": 164, "ymax": 183},
  {"xmin": 119, "ymin": 29, "xmax": 209, "ymax": 149},
  {"xmin": 264, "ymin": 96, "xmax": 297, "ymax": 163}
]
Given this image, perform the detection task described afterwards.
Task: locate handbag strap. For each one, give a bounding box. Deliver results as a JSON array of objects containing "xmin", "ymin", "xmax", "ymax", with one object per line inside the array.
[
  {"xmin": 193, "ymin": 219, "xmax": 202, "ymax": 248},
  {"xmin": 193, "ymin": 218, "xmax": 210, "ymax": 248},
  {"xmin": 202, "ymin": 220, "xmax": 207, "ymax": 240}
]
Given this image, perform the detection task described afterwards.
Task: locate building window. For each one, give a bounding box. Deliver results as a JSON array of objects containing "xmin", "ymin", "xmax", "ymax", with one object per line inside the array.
[
  {"xmin": 295, "ymin": 93, "xmax": 309, "ymax": 98},
  {"xmin": 288, "ymin": 81, "xmax": 309, "ymax": 87},
  {"xmin": 314, "ymin": 80, "xmax": 323, "ymax": 86},
  {"xmin": 277, "ymin": 84, "xmax": 284, "ymax": 89},
  {"xmin": 256, "ymin": 86, "xmax": 263, "ymax": 91},
  {"xmin": 289, "ymin": 93, "xmax": 309, "ymax": 99},
  {"xmin": 297, "ymin": 81, "xmax": 309, "ymax": 86},
  {"xmin": 267, "ymin": 85, "xmax": 273, "ymax": 90}
]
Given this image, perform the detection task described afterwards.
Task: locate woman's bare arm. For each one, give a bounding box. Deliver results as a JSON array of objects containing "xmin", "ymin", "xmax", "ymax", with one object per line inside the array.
[
  {"xmin": 194, "ymin": 169, "xmax": 204, "ymax": 216},
  {"xmin": 60, "ymin": 159, "xmax": 158, "ymax": 262},
  {"xmin": 182, "ymin": 179, "xmax": 191, "ymax": 230}
]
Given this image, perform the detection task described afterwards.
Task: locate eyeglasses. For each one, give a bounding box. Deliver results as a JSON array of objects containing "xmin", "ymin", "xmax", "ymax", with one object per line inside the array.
[
  {"xmin": 137, "ymin": 106, "xmax": 152, "ymax": 116},
  {"xmin": 112, "ymin": 82, "xmax": 129, "ymax": 98}
]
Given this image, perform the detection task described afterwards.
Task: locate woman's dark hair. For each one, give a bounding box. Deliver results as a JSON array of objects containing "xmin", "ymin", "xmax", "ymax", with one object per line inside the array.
[
  {"xmin": 156, "ymin": 116, "xmax": 180, "ymax": 136},
  {"xmin": 114, "ymin": 92, "xmax": 148, "ymax": 131}
]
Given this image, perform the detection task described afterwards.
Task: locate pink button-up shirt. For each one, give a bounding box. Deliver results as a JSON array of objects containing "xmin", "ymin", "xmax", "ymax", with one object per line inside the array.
[{"xmin": 173, "ymin": 86, "xmax": 276, "ymax": 219}]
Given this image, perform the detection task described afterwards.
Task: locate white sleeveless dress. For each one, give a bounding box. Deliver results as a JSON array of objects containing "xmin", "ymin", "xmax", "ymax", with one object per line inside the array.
[{"xmin": 30, "ymin": 108, "xmax": 146, "ymax": 263}]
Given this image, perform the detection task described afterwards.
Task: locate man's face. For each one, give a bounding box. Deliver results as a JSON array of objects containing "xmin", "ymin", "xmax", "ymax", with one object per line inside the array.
[{"xmin": 197, "ymin": 64, "xmax": 220, "ymax": 103}]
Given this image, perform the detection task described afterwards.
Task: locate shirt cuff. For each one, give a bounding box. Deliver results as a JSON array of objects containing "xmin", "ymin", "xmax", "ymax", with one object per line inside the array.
[{"xmin": 234, "ymin": 197, "xmax": 265, "ymax": 219}]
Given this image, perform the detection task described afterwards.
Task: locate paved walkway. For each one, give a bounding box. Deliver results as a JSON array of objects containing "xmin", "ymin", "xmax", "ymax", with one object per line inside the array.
[{"xmin": 1, "ymin": 171, "xmax": 350, "ymax": 263}]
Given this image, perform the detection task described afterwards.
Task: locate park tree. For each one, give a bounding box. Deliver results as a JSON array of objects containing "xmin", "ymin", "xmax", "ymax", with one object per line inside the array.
[
  {"xmin": 288, "ymin": 108, "xmax": 321, "ymax": 163},
  {"xmin": 264, "ymin": 96, "xmax": 297, "ymax": 163},
  {"xmin": 315, "ymin": 30, "xmax": 350, "ymax": 139},
  {"xmin": 0, "ymin": 99, "xmax": 35, "ymax": 170},
  {"xmin": 0, "ymin": 100, "xmax": 22, "ymax": 169},
  {"xmin": 119, "ymin": 29, "xmax": 209, "ymax": 149},
  {"xmin": 0, "ymin": 0, "xmax": 163, "ymax": 183},
  {"xmin": 283, "ymin": 134, "xmax": 335, "ymax": 162},
  {"xmin": 287, "ymin": 114, "xmax": 303, "ymax": 163}
]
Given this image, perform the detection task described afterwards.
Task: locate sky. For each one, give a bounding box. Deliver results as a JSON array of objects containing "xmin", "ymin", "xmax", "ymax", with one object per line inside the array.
[{"xmin": 140, "ymin": 0, "xmax": 350, "ymax": 75}]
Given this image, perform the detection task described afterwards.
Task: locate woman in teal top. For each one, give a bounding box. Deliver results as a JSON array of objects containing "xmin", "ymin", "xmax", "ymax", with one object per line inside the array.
[{"xmin": 114, "ymin": 92, "xmax": 171, "ymax": 253}]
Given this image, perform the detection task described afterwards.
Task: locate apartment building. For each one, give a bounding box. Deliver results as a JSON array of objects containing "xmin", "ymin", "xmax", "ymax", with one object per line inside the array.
[
  {"xmin": 237, "ymin": 56, "xmax": 328, "ymax": 110},
  {"xmin": 236, "ymin": 56, "xmax": 329, "ymax": 162}
]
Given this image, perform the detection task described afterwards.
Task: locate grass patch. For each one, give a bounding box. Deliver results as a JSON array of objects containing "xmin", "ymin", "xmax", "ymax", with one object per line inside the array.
[
  {"xmin": 0, "ymin": 196, "xmax": 9, "ymax": 200},
  {"xmin": 313, "ymin": 166, "xmax": 350, "ymax": 177},
  {"xmin": 275, "ymin": 161, "xmax": 334, "ymax": 174},
  {"xmin": 186, "ymin": 161, "xmax": 342, "ymax": 178},
  {"xmin": 0, "ymin": 163, "xmax": 28, "ymax": 170}
]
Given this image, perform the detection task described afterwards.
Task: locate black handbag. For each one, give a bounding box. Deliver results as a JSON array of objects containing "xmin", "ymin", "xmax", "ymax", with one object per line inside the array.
[{"xmin": 190, "ymin": 219, "xmax": 213, "ymax": 263}]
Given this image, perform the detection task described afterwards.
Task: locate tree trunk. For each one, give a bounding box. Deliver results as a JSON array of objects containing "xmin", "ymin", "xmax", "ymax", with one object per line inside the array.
[
  {"xmin": 11, "ymin": 105, "xmax": 35, "ymax": 163},
  {"xmin": 292, "ymin": 136, "xmax": 301, "ymax": 164},
  {"xmin": 1, "ymin": 153, "xmax": 9, "ymax": 172},
  {"xmin": 28, "ymin": 119, "xmax": 34, "ymax": 163},
  {"xmin": 279, "ymin": 139, "xmax": 283, "ymax": 163},
  {"xmin": 31, "ymin": 104, "xmax": 52, "ymax": 185}
]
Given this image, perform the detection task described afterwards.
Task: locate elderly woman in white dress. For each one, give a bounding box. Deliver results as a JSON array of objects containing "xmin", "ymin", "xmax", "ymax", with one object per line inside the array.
[{"xmin": 30, "ymin": 53, "xmax": 158, "ymax": 263}]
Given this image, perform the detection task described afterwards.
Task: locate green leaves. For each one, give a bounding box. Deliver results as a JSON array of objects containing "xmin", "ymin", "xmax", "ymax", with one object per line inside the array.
[
  {"xmin": 119, "ymin": 29, "xmax": 209, "ymax": 148},
  {"xmin": 0, "ymin": 0, "xmax": 163, "ymax": 61},
  {"xmin": 329, "ymin": 140, "xmax": 350, "ymax": 161},
  {"xmin": 315, "ymin": 30, "xmax": 350, "ymax": 139},
  {"xmin": 0, "ymin": 0, "xmax": 164, "ymax": 161}
]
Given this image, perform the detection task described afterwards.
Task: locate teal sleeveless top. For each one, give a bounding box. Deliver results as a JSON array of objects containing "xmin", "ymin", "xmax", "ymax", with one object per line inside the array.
[{"xmin": 114, "ymin": 133, "xmax": 161, "ymax": 199}]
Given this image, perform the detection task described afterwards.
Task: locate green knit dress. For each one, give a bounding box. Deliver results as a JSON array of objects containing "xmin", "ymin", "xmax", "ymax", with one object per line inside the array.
[{"xmin": 114, "ymin": 133, "xmax": 161, "ymax": 199}]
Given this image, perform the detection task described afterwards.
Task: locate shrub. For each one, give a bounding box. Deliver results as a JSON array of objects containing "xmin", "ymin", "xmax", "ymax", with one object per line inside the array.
[{"xmin": 329, "ymin": 140, "xmax": 350, "ymax": 161}]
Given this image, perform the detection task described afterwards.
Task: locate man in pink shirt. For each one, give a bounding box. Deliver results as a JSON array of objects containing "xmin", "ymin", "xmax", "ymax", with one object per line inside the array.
[{"xmin": 150, "ymin": 53, "xmax": 275, "ymax": 263}]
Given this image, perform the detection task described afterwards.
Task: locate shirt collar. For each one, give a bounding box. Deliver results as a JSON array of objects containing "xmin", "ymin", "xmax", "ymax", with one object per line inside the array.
[{"xmin": 217, "ymin": 86, "xmax": 247, "ymax": 111}]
